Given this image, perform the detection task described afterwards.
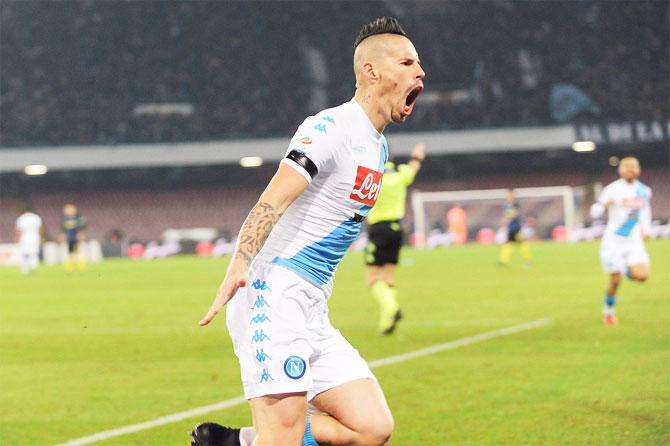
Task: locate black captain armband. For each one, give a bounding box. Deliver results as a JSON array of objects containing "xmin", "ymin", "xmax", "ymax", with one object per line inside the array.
[{"xmin": 286, "ymin": 150, "xmax": 318, "ymax": 179}]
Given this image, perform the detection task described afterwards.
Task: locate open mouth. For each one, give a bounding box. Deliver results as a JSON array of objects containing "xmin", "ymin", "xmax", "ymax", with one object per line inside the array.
[{"xmin": 403, "ymin": 85, "xmax": 424, "ymax": 115}]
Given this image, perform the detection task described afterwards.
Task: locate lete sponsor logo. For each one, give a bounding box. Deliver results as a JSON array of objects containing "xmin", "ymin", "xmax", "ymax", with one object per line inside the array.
[{"xmin": 350, "ymin": 166, "xmax": 383, "ymax": 206}]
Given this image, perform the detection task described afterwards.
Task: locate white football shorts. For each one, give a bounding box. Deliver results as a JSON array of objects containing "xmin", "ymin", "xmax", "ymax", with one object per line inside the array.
[
  {"xmin": 600, "ymin": 240, "xmax": 650, "ymax": 274},
  {"xmin": 226, "ymin": 260, "xmax": 376, "ymax": 401}
]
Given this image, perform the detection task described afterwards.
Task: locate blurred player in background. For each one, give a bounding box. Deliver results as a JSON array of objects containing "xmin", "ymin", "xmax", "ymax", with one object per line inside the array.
[
  {"xmin": 498, "ymin": 189, "xmax": 532, "ymax": 266},
  {"xmin": 447, "ymin": 203, "xmax": 467, "ymax": 245},
  {"xmin": 589, "ymin": 157, "xmax": 652, "ymax": 326},
  {"xmin": 15, "ymin": 204, "xmax": 43, "ymax": 275},
  {"xmin": 365, "ymin": 142, "xmax": 425, "ymax": 335},
  {"xmin": 61, "ymin": 203, "xmax": 87, "ymax": 272},
  {"xmin": 193, "ymin": 16, "xmax": 424, "ymax": 446}
]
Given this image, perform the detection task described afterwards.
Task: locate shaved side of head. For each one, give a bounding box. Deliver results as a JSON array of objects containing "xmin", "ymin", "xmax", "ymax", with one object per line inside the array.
[
  {"xmin": 353, "ymin": 34, "xmax": 396, "ymax": 86},
  {"xmin": 353, "ymin": 16, "xmax": 408, "ymax": 87}
]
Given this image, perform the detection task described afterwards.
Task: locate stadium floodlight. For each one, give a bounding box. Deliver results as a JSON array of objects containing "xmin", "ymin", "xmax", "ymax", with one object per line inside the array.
[
  {"xmin": 411, "ymin": 185, "xmax": 581, "ymax": 247},
  {"xmin": 24, "ymin": 164, "xmax": 48, "ymax": 175},
  {"xmin": 240, "ymin": 156, "xmax": 263, "ymax": 167},
  {"xmin": 571, "ymin": 141, "xmax": 596, "ymax": 152}
]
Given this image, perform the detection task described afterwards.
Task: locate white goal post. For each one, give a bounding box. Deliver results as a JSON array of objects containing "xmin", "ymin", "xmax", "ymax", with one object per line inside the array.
[{"xmin": 410, "ymin": 186, "xmax": 578, "ymax": 247}]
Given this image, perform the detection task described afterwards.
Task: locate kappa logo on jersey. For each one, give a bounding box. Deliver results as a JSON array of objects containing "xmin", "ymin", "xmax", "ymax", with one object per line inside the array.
[
  {"xmin": 251, "ymin": 279, "xmax": 271, "ymax": 291},
  {"xmin": 350, "ymin": 165, "xmax": 383, "ymax": 206}
]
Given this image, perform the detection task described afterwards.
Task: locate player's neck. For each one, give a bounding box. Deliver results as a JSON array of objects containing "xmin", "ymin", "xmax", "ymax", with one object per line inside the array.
[{"xmin": 353, "ymin": 91, "xmax": 388, "ymax": 134}]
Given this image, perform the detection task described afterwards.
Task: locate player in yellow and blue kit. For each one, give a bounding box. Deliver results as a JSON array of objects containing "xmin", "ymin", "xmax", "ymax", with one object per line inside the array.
[
  {"xmin": 365, "ymin": 142, "xmax": 424, "ymax": 335},
  {"xmin": 498, "ymin": 189, "xmax": 532, "ymax": 266},
  {"xmin": 61, "ymin": 203, "xmax": 87, "ymax": 272}
]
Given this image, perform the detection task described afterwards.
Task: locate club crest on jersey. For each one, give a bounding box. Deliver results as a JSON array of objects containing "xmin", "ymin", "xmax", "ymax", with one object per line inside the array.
[{"xmin": 350, "ymin": 166, "xmax": 382, "ymax": 206}]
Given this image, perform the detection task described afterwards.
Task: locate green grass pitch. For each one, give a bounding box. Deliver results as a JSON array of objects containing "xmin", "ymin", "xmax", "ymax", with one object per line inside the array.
[{"xmin": 1, "ymin": 240, "xmax": 669, "ymax": 445}]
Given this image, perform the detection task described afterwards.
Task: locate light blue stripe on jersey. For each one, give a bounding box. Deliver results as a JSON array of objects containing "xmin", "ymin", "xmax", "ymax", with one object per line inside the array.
[
  {"xmin": 273, "ymin": 220, "xmax": 362, "ymax": 287},
  {"xmin": 636, "ymin": 183, "xmax": 651, "ymax": 200},
  {"xmin": 615, "ymin": 214, "xmax": 639, "ymax": 237},
  {"xmin": 380, "ymin": 135, "xmax": 389, "ymax": 171},
  {"xmin": 355, "ymin": 136, "xmax": 388, "ymax": 219},
  {"xmin": 358, "ymin": 205, "xmax": 372, "ymax": 217},
  {"xmin": 615, "ymin": 183, "xmax": 649, "ymax": 237}
]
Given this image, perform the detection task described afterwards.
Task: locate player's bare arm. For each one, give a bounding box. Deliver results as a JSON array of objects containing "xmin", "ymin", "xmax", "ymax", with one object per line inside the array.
[
  {"xmin": 199, "ymin": 164, "xmax": 309, "ymax": 326},
  {"xmin": 408, "ymin": 142, "xmax": 425, "ymax": 174},
  {"xmin": 236, "ymin": 201, "xmax": 279, "ymax": 268}
]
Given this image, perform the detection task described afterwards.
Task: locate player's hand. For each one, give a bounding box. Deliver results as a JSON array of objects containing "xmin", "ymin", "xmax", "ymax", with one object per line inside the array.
[
  {"xmin": 199, "ymin": 259, "xmax": 248, "ymax": 326},
  {"xmin": 411, "ymin": 142, "xmax": 426, "ymax": 161}
]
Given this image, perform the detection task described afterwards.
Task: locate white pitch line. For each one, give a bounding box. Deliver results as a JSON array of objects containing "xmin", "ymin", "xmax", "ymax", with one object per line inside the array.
[{"xmin": 54, "ymin": 318, "xmax": 551, "ymax": 446}]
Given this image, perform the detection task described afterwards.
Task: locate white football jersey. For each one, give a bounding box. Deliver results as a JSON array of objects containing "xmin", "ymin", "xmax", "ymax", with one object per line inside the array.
[
  {"xmin": 597, "ymin": 179, "xmax": 652, "ymax": 244},
  {"xmin": 256, "ymin": 99, "xmax": 388, "ymax": 290},
  {"xmin": 16, "ymin": 212, "xmax": 43, "ymax": 247}
]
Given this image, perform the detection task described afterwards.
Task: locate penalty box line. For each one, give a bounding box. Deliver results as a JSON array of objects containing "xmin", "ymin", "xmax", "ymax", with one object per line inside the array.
[{"xmin": 54, "ymin": 318, "xmax": 552, "ymax": 446}]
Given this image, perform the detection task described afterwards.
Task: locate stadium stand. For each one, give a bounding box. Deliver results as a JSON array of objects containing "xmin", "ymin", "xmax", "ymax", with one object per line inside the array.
[
  {"xmin": 1, "ymin": 0, "xmax": 667, "ymax": 146},
  {"xmin": 1, "ymin": 168, "xmax": 667, "ymax": 244}
]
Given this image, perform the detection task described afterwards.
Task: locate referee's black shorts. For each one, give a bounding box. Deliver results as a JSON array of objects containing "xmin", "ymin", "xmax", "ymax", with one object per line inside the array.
[{"xmin": 365, "ymin": 220, "xmax": 403, "ymax": 266}]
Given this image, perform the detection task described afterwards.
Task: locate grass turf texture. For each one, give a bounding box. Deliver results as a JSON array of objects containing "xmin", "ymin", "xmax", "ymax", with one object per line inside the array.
[{"xmin": 1, "ymin": 240, "xmax": 668, "ymax": 445}]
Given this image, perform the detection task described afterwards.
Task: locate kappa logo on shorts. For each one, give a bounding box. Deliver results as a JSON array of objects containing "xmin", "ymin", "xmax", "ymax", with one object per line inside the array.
[
  {"xmin": 251, "ymin": 329, "xmax": 271, "ymax": 343},
  {"xmin": 350, "ymin": 166, "xmax": 382, "ymax": 206},
  {"xmin": 259, "ymin": 368, "xmax": 274, "ymax": 383},
  {"xmin": 250, "ymin": 313, "xmax": 271, "ymax": 324},
  {"xmin": 255, "ymin": 349, "xmax": 271, "ymax": 363},
  {"xmin": 283, "ymin": 356, "xmax": 306, "ymax": 380}
]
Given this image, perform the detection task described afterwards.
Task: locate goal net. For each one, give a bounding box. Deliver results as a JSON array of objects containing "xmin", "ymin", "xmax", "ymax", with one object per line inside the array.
[{"xmin": 410, "ymin": 186, "xmax": 588, "ymax": 248}]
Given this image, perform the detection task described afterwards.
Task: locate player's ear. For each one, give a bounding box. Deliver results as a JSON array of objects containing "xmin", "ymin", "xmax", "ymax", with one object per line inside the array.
[{"xmin": 362, "ymin": 62, "xmax": 379, "ymax": 83}]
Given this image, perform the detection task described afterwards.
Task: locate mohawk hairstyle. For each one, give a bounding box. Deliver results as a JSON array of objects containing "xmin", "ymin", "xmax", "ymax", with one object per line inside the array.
[{"xmin": 354, "ymin": 16, "xmax": 407, "ymax": 48}]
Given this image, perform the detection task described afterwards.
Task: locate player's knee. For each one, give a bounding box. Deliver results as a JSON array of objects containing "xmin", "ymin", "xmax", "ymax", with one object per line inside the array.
[
  {"xmin": 635, "ymin": 273, "xmax": 648, "ymax": 282},
  {"xmin": 630, "ymin": 266, "xmax": 649, "ymax": 282},
  {"xmin": 355, "ymin": 412, "xmax": 394, "ymax": 445}
]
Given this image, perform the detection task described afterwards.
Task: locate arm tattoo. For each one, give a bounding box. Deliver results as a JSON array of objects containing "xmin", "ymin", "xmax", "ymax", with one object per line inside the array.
[{"xmin": 234, "ymin": 201, "xmax": 279, "ymax": 267}]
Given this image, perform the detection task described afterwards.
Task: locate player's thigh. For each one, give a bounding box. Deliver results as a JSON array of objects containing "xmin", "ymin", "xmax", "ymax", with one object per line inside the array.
[
  {"xmin": 627, "ymin": 247, "xmax": 650, "ymax": 280},
  {"xmin": 249, "ymin": 392, "xmax": 308, "ymax": 443},
  {"xmin": 600, "ymin": 243, "xmax": 625, "ymax": 274},
  {"xmin": 311, "ymin": 378, "xmax": 393, "ymax": 439},
  {"xmin": 379, "ymin": 264, "xmax": 397, "ymax": 284},
  {"xmin": 366, "ymin": 265, "xmax": 384, "ymax": 285},
  {"xmin": 226, "ymin": 263, "xmax": 315, "ymax": 400},
  {"xmin": 626, "ymin": 246, "xmax": 650, "ymax": 273}
]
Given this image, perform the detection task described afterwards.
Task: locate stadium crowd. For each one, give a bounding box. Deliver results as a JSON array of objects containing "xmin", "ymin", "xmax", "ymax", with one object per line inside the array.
[{"xmin": 1, "ymin": 0, "xmax": 667, "ymax": 146}]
